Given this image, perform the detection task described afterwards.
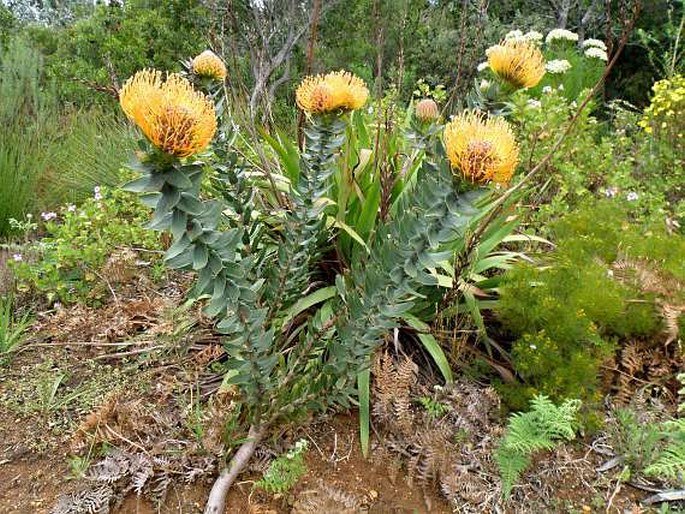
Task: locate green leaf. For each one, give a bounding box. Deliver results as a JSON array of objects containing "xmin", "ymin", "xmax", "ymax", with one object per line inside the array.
[
  {"xmin": 177, "ymin": 193, "xmax": 204, "ymax": 215},
  {"xmin": 416, "ymin": 332, "xmax": 453, "ymax": 383},
  {"xmin": 329, "ymin": 218, "xmax": 370, "ymax": 254},
  {"xmin": 358, "ymin": 366, "xmax": 371, "ymax": 458},
  {"xmin": 163, "ymin": 168, "xmax": 193, "ymax": 189},
  {"xmin": 192, "ymin": 244, "xmax": 209, "ymax": 270},
  {"xmin": 122, "ymin": 173, "xmax": 165, "ymax": 193},
  {"xmin": 164, "ymin": 235, "xmax": 191, "ymax": 260},
  {"xmin": 171, "ymin": 210, "xmax": 188, "ymax": 239},
  {"xmin": 282, "ymin": 286, "xmax": 337, "ymax": 325},
  {"xmin": 261, "ymin": 129, "xmax": 301, "ymax": 184}
]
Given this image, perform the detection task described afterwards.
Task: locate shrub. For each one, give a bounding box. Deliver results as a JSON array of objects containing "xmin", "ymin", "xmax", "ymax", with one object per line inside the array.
[
  {"xmin": 510, "ymin": 80, "xmax": 684, "ymax": 229},
  {"xmin": 496, "ymin": 200, "xmax": 684, "ymax": 410},
  {"xmin": 12, "ymin": 187, "xmax": 161, "ymax": 305}
]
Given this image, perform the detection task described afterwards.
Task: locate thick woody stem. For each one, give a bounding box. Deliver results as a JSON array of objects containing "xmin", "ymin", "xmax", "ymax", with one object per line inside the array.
[{"xmin": 203, "ymin": 425, "xmax": 264, "ymax": 514}]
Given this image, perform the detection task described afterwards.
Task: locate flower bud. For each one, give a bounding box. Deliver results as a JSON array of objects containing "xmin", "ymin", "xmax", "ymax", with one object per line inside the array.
[{"xmin": 415, "ymin": 98, "xmax": 440, "ymax": 123}]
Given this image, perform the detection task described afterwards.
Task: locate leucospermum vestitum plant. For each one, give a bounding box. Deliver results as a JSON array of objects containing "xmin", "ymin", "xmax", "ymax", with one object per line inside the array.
[
  {"xmin": 444, "ymin": 111, "xmax": 519, "ymax": 185},
  {"xmin": 295, "ymin": 70, "xmax": 369, "ymax": 113},
  {"xmin": 486, "ymin": 39, "xmax": 546, "ymax": 90},
  {"xmin": 191, "ymin": 50, "xmax": 227, "ymax": 82},
  {"xmin": 119, "ymin": 58, "xmax": 521, "ymax": 512},
  {"xmin": 119, "ymin": 69, "xmax": 217, "ymax": 158}
]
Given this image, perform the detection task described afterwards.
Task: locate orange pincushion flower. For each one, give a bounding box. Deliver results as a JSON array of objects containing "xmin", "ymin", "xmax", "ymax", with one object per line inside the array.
[
  {"xmin": 296, "ymin": 70, "xmax": 369, "ymax": 114},
  {"xmin": 120, "ymin": 69, "xmax": 217, "ymax": 158},
  {"xmin": 443, "ymin": 111, "xmax": 519, "ymax": 185},
  {"xmin": 191, "ymin": 50, "xmax": 227, "ymax": 81},
  {"xmin": 487, "ymin": 40, "xmax": 545, "ymax": 89}
]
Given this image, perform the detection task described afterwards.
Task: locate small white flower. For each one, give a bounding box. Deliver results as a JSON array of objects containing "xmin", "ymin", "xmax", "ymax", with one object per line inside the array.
[
  {"xmin": 545, "ymin": 28, "xmax": 579, "ymax": 44},
  {"xmin": 477, "ymin": 61, "xmax": 490, "ymax": 72},
  {"xmin": 527, "ymin": 99, "xmax": 542, "ymax": 109},
  {"xmin": 570, "ymin": 101, "xmax": 578, "ymax": 108},
  {"xmin": 66, "ymin": 204, "xmax": 76, "ymax": 212},
  {"xmin": 504, "ymin": 29, "xmax": 524, "ymax": 41},
  {"xmin": 41, "ymin": 211, "xmax": 57, "ymax": 221},
  {"xmin": 523, "ymin": 30, "xmax": 544, "ymax": 42},
  {"xmin": 479, "ymin": 79, "xmax": 491, "ymax": 91},
  {"xmin": 604, "ymin": 187, "xmax": 618, "ymax": 198},
  {"xmin": 529, "ymin": 344, "xmax": 537, "ymax": 350},
  {"xmin": 93, "ymin": 186, "xmax": 103, "ymax": 201},
  {"xmin": 545, "ymin": 59, "xmax": 572, "ymax": 74},
  {"xmin": 12, "ymin": 254, "xmax": 22, "ymax": 262},
  {"xmin": 542, "ymin": 85, "xmax": 553, "ymax": 94},
  {"xmin": 558, "ymin": 84, "xmax": 565, "ymax": 91},
  {"xmin": 584, "ymin": 47, "xmax": 608, "ymax": 61},
  {"xmin": 582, "ymin": 38, "xmax": 607, "ymax": 51},
  {"xmin": 627, "ymin": 191, "xmax": 639, "ymax": 201},
  {"xmin": 607, "ymin": 269, "xmax": 614, "ymax": 278}
]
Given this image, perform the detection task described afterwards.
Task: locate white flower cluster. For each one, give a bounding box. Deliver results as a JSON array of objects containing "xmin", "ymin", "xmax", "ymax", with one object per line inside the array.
[
  {"xmin": 504, "ymin": 29, "xmax": 523, "ymax": 40},
  {"xmin": 477, "ymin": 61, "xmax": 490, "ymax": 72},
  {"xmin": 479, "ymin": 79, "xmax": 491, "ymax": 91},
  {"xmin": 545, "ymin": 59, "xmax": 572, "ymax": 74},
  {"xmin": 582, "ymin": 38, "xmax": 607, "ymax": 51},
  {"xmin": 584, "ymin": 47, "xmax": 608, "ymax": 61},
  {"xmin": 504, "ymin": 29, "xmax": 544, "ymax": 43},
  {"xmin": 545, "ymin": 28, "xmax": 579, "ymax": 44}
]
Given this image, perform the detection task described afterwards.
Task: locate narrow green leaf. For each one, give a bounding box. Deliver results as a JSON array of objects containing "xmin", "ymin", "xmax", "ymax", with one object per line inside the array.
[
  {"xmin": 329, "ymin": 218, "xmax": 370, "ymax": 254},
  {"xmin": 358, "ymin": 367, "xmax": 371, "ymax": 458},
  {"xmin": 282, "ymin": 286, "xmax": 337, "ymax": 325},
  {"xmin": 416, "ymin": 332, "xmax": 453, "ymax": 383}
]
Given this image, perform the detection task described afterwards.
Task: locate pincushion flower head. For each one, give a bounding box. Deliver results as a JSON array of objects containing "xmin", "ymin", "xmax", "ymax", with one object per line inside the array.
[
  {"xmin": 486, "ymin": 40, "xmax": 545, "ymax": 90},
  {"xmin": 296, "ymin": 70, "xmax": 369, "ymax": 114},
  {"xmin": 415, "ymin": 98, "xmax": 440, "ymax": 123},
  {"xmin": 443, "ymin": 111, "xmax": 519, "ymax": 185},
  {"xmin": 191, "ymin": 50, "xmax": 227, "ymax": 81},
  {"xmin": 120, "ymin": 69, "xmax": 217, "ymax": 158}
]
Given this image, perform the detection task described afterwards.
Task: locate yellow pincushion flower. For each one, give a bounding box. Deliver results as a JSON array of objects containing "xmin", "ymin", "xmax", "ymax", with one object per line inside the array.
[
  {"xmin": 296, "ymin": 70, "xmax": 369, "ymax": 114},
  {"xmin": 487, "ymin": 40, "xmax": 545, "ymax": 89},
  {"xmin": 120, "ymin": 69, "xmax": 217, "ymax": 158},
  {"xmin": 191, "ymin": 50, "xmax": 227, "ymax": 81},
  {"xmin": 443, "ymin": 111, "xmax": 519, "ymax": 185}
]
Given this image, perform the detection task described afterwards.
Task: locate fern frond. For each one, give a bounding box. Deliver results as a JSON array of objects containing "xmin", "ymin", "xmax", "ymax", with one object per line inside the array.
[
  {"xmin": 497, "ymin": 395, "xmax": 581, "ymax": 498},
  {"xmin": 645, "ymin": 440, "xmax": 685, "ymax": 481},
  {"xmin": 495, "ymin": 447, "xmax": 530, "ymax": 498}
]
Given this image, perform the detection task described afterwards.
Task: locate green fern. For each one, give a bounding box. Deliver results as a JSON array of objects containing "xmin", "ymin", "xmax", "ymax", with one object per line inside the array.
[
  {"xmin": 496, "ymin": 395, "xmax": 581, "ymax": 498},
  {"xmin": 645, "ymin": 419, "xmax": 685, "ymax": 483}
]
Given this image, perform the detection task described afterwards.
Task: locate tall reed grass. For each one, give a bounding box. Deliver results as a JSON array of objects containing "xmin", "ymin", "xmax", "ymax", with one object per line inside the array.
[{"xmin": 0, "ymin": 37, "xmax": 57, "ymax": 236}]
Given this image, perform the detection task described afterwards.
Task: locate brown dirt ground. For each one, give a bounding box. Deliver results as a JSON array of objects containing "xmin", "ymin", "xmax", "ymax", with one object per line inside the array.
[{"xmin": 0, "ymin": 272, "xmax": 677, "ymax": 514}]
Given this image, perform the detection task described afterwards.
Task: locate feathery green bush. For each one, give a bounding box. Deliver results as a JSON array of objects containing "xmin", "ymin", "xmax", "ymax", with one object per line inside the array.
[{"xmin": 497, "ymin": 200, "xmax": 684, "ymax": 410}]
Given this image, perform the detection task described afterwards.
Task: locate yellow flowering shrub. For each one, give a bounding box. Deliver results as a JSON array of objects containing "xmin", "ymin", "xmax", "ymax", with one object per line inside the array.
[{"xmin": 638, "ymin": 74, "xmax": 685, "ymax": 140}]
